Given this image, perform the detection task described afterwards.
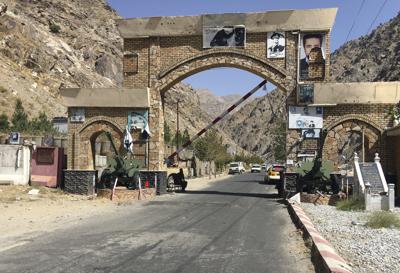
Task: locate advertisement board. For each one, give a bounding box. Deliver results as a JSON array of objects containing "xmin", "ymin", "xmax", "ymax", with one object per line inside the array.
[
  {"xmin": 267, "ymin": 32, "xmax": 285, "ymax": 58},
  {"xmin": 288, "ymin": 106, "xmax": 323, "ymax": 129}
]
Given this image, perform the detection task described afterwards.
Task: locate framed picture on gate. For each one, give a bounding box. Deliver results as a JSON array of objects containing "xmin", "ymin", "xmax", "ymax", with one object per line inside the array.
[{"xmin": 298, "ymin": 84, "xmax": 314, "ymax": 105}]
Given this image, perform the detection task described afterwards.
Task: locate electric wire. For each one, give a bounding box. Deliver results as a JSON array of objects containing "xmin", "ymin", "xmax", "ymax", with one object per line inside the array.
[
  {"xmin": 367, "ymin": 0, "xmax": 388, "ymax": 33},
  {"xmin": 344, "ymin": 0, "xmax": 366, "ymax": 43}
]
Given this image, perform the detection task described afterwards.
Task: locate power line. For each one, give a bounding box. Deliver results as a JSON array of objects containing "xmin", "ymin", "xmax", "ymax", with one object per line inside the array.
[
  {"xmin": 367, "ymin": 0, "xmax": 388, "ymax": 33},
  {"xmin": 344, "ymin": 0, "xmax": 366, "ymax": 43}
]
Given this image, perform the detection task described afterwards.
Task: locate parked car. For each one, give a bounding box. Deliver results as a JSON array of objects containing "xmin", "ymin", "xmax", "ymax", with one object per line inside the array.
[
  {"xmin": 228, "ymin": 162, "xmax": 245, "ymax": 174},
  {"xmin": 261, "ymin": 163, "xmax": 267, "ymax": 170},
  {"xmin": 264, "ymin": 164, "xmax": 285, "ymax": 184},
  {"xmin": 251, "ymin": 164, "xmax": 261, "ymax": 173}
]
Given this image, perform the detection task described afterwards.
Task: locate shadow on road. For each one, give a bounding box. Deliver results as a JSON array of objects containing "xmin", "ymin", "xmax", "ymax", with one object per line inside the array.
[{"xmin": 179, "ymin": 190, "xmax": 279, "ymax": 199}]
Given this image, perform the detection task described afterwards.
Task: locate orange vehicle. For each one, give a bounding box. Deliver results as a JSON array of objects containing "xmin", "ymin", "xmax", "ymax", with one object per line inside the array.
[{"xmin": 264, "ymin": 164, "xmax": 285, "ymax": 184}]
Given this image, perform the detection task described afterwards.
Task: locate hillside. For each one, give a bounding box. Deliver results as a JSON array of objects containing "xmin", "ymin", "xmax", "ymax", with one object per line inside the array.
[
  {"xmin": 0, "ymin": 0, "xmax": 122, "ymax": 117},
  {"xmin": 220, "ymin": 89, "xmax": 287, "ymax": 160},
  {"xmin": 331, "ymin": 12, "xmax": 400, "ymax": 82}
]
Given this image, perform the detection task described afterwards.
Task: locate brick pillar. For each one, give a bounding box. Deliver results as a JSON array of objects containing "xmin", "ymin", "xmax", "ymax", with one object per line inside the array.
[{"xmin": 148, "ymin": 37, "xmax": 165, "ymax": 170}]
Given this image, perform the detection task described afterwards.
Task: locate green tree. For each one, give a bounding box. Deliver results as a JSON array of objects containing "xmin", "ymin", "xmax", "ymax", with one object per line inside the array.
[
  {"xmin": 164, "ymin": 121, "xmax": 171, "ymax": 144},
  {"xmin": 30, "ymin": 112, "xmax": 54, "ymax": 133},
  {"xmin": 182, "ymin": 128, "xmax": 191, "ymax": 149},
  {"xmin": 194, "ymin": 130, "xmax": 232, "ymax": 172},
  {"xmin": 173, "ymin": 130, "xmax": 183, "ymax": 147},
  {"xmin": 0, "ymin": 113, "xmax": 9, "ymax": 132},
  {"xmin": 11, "ymin": 99, "xmax": 29, "ymax": 132},
  {"xmin": 273, "ymin": 120, "xmax": 287, "ymax": 162}
]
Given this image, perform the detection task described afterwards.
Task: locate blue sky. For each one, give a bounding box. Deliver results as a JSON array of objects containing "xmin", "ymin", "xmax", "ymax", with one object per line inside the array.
[{"xmin": 108, "ymin": 0, "xmax": 400, "ymax": 96}]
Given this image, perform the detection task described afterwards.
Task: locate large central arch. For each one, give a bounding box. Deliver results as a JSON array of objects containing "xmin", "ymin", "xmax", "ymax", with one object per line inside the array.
[
  {"xmin": 157, "ymin": 50, "xmax": 295, "ymax": 93},
  {"xmin": 115, "ymin": 9, "xmax": 337, "ymax": 169}
]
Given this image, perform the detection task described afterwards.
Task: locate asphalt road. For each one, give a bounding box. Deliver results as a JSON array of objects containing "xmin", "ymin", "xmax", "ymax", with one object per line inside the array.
[{"xmin": 0, "ymin": 172, "xmax": 314, "ymax": 273}]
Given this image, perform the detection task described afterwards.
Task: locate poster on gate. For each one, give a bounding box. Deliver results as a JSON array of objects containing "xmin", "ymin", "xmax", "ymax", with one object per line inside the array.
[{"xmin": 288, "ymin": 106, "xmax": 323, "ymax": 129}]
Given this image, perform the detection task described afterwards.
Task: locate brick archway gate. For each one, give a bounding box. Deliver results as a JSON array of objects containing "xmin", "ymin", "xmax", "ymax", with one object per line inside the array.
[{"xmin": 116, "ymin": 9, "xmax": 337, "ymax": 169}]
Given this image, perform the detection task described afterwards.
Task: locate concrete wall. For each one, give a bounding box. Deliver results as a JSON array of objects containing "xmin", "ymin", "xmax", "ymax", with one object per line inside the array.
[{"xmin": 0, "ymin": 145, "xmax": 31, "ymax": 185}]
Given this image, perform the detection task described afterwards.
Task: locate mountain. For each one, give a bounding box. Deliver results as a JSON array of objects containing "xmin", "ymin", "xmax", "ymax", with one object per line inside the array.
[
  {"xmin": 331, "ymin": 12, "xmax": 400, "ymax": 82},
  {"xmin": 195, "ymin": 88, "xmax": 254, "ymax": 118},
  {"xmin": 163, "ymin": 82, "xmax": 250, "ymax": 156},
  {"xmin": 0, "ymin": 0, "xmax": 122, "ymax": 117},
  {"xmin": 219, "ymin": 89, "xmax": 287, "ymax": 159}
]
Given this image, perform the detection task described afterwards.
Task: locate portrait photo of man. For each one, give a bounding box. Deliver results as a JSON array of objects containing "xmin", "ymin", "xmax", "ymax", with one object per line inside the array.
[
  {"xmin": 203, "ymin": 25, "xmax": 246, "ymax": 48},
  {"xmin": 299, "ymin": 33, "xmax": 326, "ymax": 80},
  {"xmin": 267, "ymin": 32, "xmax": 285, "ymax": 58}
]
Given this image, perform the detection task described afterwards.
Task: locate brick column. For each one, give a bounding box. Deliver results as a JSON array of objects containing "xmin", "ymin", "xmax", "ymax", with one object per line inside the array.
[{"xmin": 148, "ymin": 37, "xmax": 165, "ymax": 170}]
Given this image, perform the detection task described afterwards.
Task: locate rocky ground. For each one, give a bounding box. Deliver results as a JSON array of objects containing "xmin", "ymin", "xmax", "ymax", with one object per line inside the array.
[{"xmin": 302, "ymin": 203, "xmax": 400, "ymax": 273}]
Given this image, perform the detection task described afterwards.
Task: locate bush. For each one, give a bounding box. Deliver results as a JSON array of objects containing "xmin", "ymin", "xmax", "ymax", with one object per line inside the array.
[
  {"xmin": 367, "ymin": 211, "xmax": 400, "ymax": 229},
  {"xmin": 49, "ymin": 22, "xmax": 61, "ymax": 33},
  {"xmin": 336, "ymin": 198, "xmax": 365, "ymax": 211}
]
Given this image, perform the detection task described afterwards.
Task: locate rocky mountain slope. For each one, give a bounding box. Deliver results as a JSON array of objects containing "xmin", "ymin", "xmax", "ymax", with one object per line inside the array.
[
  {"xmin": 331, "ymin": 12, "xmax": 400, "ymax": 82},
  {"xmin": 219, "ymin": 89, "xmax": 287, "ymax": 159},
  {"xmin": 0, "ymin": 0, "xmax": 122, "ymax": 117},
  {"xmin": 195, "ymin": 88, "xmax": 254, "ymax": 118},
  {"xmin": 164, "ymin": 82, "xmax": 250, "ymax": 156}
]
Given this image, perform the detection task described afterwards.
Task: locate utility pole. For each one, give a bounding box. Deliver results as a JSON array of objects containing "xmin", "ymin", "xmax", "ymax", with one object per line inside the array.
[{"xmin": 176, "ymin": 99, "xmax": 182, "ymax": 162}]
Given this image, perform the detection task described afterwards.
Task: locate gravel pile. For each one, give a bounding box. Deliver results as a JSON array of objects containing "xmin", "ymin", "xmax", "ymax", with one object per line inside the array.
[{"xmin": 301, "ymin": 203, "xmax": 400, "ymax": 273}]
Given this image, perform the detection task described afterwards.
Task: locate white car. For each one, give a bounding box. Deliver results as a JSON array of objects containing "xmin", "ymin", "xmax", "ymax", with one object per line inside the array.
[
  {"xmin": 251, "ymin": 164, "xmax": 261, "ymax": 173},
  {"xmin": 228, "ymin": 162, "xmax": 245, "ymax": 174}
]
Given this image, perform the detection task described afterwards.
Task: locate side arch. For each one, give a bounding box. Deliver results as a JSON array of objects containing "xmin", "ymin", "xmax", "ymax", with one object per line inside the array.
[
  {"xmin": 76, "ymin": 117, "xmax": 125, "ymax": 170},
  {"xmin": 324, "ymin": 114, "xmax": 384, "ymax": 133},
  {"xmin": 323, "ymin": 117, "xmax": 383, "ymax": 170},
  {"xmin": 78, "ymin": 116, "xmax": 125, "ymax": 135},
  {"xmin": 157, "ymin": 50, "xmax": 295, "ymax": 93}
]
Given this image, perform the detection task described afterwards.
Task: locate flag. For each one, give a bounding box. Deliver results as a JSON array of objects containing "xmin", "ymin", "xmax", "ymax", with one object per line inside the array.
[{"xmin": 123, "ymin": 126, "xmax": 134, "ymax": 153}]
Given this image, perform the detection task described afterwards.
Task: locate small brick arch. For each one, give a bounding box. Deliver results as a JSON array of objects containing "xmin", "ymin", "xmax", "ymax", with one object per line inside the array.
[
  {"xmin": 77, "ymin": 118, "xmax": 124, "ymax": 170},
  {"xmin": 157, "ymin": 50, "xmax": 295, "ymax": 94},
  {"xmin": 78, "ymin": 116, "xmax": 125, "ymax": 135}
]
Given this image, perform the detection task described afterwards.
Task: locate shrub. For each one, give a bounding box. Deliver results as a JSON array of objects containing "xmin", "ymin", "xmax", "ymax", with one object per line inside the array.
[
  {"xmin": 336, "ymin": 198, "xmax": 365, "ymax": 211},
  {"xmin": 49, "ymin": 22, "xmax": 61, "ymax": 33},
  {"xmin": 367, "ymin": 211, "xmax": 400, "ymax": 229}
]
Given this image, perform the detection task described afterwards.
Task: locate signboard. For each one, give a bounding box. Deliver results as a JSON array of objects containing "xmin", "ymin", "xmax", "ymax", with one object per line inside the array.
[
  {"xmin": 203, "ymin": 25, "xmax": 245, "ymax": 48},
  {"xmin": 359, "ymin": 162, "xmax": 384, "ymax": 193},
  {"xmin": 302, "ymin": 128, "xmax": 321, "ymax": 139},
  {"xmin": 267, "ymin": 32, "xmax": 285, "ymax": 59},
  {"xmin": 299, "ymin": 33, "xmax": 326, "ymax": 80},
  {"xmin": 70, "ymin": 108, "xmax": 85, "ymax": 123},
  {"xmin": 288, "ymin": 106, "xmax": 323, "ymax": 129},
  {"xmin": 298, "ymin": 84, "xmax": 314, "ymax": 104},
  {"xmin": 128, "ymin": 111, "xmax": 148, "ymax": 131},
  {"xmin": 9, "ymin": 132, "xmax": 21, "ymax": 144}
]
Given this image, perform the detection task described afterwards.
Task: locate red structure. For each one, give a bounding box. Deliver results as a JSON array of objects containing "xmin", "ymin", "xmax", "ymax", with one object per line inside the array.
[{"xmin": 31, "ymin": 147, "xmax": 65, "ymax": 188}]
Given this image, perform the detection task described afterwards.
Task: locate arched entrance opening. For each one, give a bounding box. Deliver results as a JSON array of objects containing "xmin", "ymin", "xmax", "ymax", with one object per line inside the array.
[
  {"xmin": 78, "ymin": 119, "xmax": 124, "ymax": 171},
  {"xmin": 323, "ymin": 119, "xmax": 382, "ymax": 170}
]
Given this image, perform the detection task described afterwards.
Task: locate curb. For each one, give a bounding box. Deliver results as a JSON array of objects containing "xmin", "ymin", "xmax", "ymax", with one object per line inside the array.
[{"xmin": 287, "ymin": 201, "xmax": 353, "ymax": 273}]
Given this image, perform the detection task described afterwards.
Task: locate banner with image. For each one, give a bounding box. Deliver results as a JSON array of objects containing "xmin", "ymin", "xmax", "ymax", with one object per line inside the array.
[
  {"xmin": 288, "ymin": 106, "xmax": 323, "ymax": 129},
  {"xmin": 203, "ymin": 25, "xmax": 245, "ymax": 48},
  {"xmin": 299, "ymin": 33, "xmax": 326, "ymax": 80},
  {"xmin": 267, "ymin": 32, "xmax": 285, "ymax": 58},
  {"xmin": 128, "ymin": 110, "xmax": 151, "ymax": 138}
]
